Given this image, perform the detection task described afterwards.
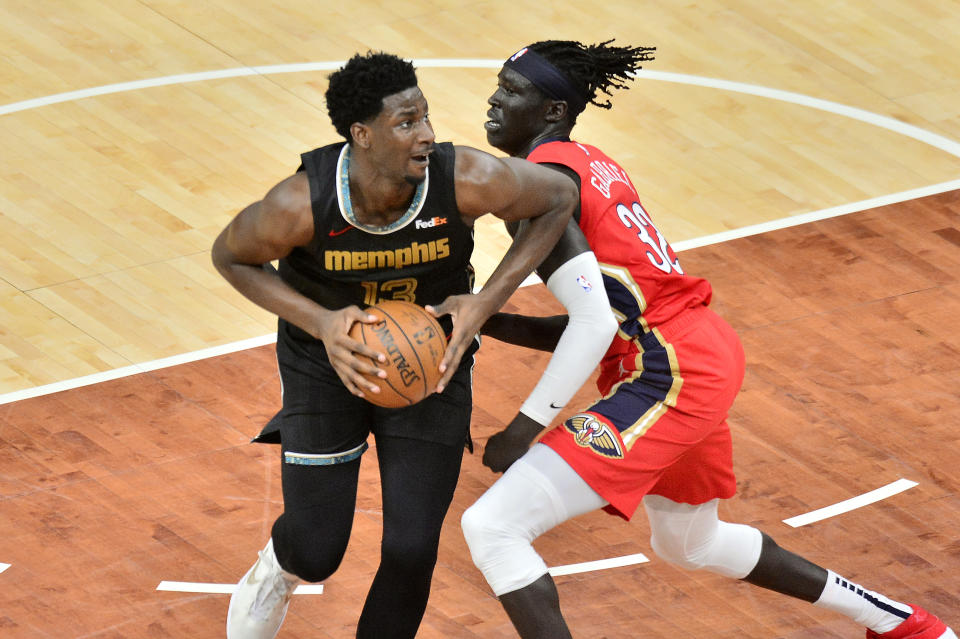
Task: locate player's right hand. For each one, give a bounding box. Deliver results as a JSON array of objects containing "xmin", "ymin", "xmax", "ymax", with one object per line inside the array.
[{"xmin": 315, "ymin": 306, "xmax": 387, "ymax": 397}]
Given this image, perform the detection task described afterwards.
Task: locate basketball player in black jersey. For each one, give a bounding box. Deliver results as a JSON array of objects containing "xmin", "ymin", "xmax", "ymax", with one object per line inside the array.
[{"xmin": 211, "ymin": 52, "xmax": 581, "ymax": 639}]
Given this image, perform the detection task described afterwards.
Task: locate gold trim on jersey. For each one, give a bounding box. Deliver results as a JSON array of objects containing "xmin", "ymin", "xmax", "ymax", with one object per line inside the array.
[
  {"xmin": 598, "ymin": 262, "xmax": 649, "ymax": 337},
  {"xmin": 606, "ymin": 326, "xmax": 684, "ymax": 451}
]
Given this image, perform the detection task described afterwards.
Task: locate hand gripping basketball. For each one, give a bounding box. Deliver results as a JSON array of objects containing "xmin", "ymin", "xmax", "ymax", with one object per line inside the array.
[{"xmin": 348, "ymin": 300, "xmax": 447, "ymax": 408}]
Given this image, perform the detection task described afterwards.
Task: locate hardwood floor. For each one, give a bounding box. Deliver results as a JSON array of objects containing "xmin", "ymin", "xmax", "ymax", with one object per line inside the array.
[
  {"xmin": 2, "ymin": 193, "xmax": 958, "ymax": 637},
  {"xmin": 2, "ymin": 1, "xmax": 959, "ymax": 636}
]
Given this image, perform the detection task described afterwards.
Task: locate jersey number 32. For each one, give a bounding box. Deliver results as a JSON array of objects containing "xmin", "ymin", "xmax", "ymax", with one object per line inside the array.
[{"xmin": 616, "ymin": 201, "xmax": 683, "ymax": 275}]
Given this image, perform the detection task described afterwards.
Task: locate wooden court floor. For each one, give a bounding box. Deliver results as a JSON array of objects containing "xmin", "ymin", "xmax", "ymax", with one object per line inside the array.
[
  {"xmin": 1, "ymin": 191, "xmax": 958, "ymax": 637},
  {"xmin": 2, "ymin": 0, "xmax": 960, "ymax": 395},
  {"xmin": 2, "ymin": 1, "xmax": 960, "ymax": 637}
]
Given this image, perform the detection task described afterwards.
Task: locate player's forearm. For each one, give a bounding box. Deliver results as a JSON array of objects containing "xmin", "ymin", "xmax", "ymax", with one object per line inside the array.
[
  {"xmin": 519, "ymin": 252, "xmax": 618, "ymax": 426},
  {"xmin": 475, "ymin": 191, "xmax": 576, "ymax": 313},
  {"xmin": 482, "ymin": 313, "xmax": 568, "ymax": 351}
]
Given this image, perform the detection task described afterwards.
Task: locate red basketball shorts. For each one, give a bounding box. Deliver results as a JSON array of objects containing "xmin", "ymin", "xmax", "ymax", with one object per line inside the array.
[{"xmin": 539, "ymin": 305, "xmax": 745, "ymax": 520}]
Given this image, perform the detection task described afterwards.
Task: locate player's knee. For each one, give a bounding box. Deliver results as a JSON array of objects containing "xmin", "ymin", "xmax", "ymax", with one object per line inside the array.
[
  {"xmin": 461, "ymin": 501, "xmax": 499, "ymax": 566},
  {"xmin": 649, "ymin": 531, "xmax": 711, "ymax": 572},
  {"xmin": 279, "ymin": 536, "xmax": 346, "ymax": 582},
  {"xmin": 380, "ymin": 532, "xmax": 439, "ymax": 577},
  {"xmin": 649, "ymin": 521, "xmax": 762, "ymax": 578},
  {"xmin": 273, "ymin": 514, "xmax": 350, "ymax": 582}
]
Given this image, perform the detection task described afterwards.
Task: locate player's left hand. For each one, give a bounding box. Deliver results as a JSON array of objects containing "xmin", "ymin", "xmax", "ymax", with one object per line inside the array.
[
  {"xmin": 482, "ymin": 412, "xmax": 544, "ymax": 473},
  {"xmin": 427, "ymin": 292, "xmax": 497, "ymax": 392}
]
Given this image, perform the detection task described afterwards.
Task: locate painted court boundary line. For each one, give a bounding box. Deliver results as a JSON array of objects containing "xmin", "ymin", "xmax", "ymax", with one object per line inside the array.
[
  {"xmin": 1, "ymin": 57, "xmax": 958, "ymax": 404},
  {"xmin": 548, "ymin": 553, "xmax": 650, "ymax": 577},
  {"xmin": 154, "ymin": 555, "xmax": 652, "ymax": 595},
  {"xmin": 157, "ymin": 581, "xmax": 323, "ymax": 595},
  {"xmin": 0, "ymin": 333, "xmax": 277, "ymax": 406},
  {"xmin": 3, "ymin": 60, "xmax": 960, "ymax": 161},
  {"xmin": 783, "ymin": 478, "xmax": 919, "ymax": 528},
  {"xmin": 3, "ymin": 176, "xmax": 956, "ymax": 410}
]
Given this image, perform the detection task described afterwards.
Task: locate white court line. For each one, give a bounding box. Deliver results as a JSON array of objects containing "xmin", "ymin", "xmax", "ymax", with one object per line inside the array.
[
  {"xmin": 0, "ymin": 59, "xmax": 957, "ymax": 403},
  {"xmin": 783, "ymin": 478, "xmax": 919, "ymax": 528},
  {"xmin": 157, "ymin": 581, "xmax": 323, "ymax": 595},
  {"xmin": 672, "ymin": 179, "xmax": 960, "ymax": 252},
  {"xmin": 0, "ymin": 563, "xmax": 10, "ymax": 574},
  {"xmin": 156, "ymin": 555, "xmax": 649, "ymax": 595},
  {"xmin": 548, "ymin": 553, "xmax": 649, "ymax": 577},
  {"xmin": 0, "ymin": 333, "xmax": 277, "ymax": 406},
  {"xmin": 639, "ymin": 70, "xmax": 960, "ymax": 159},
  {"xmin": 3, "ymin": 59, "xmax": 960, "ymax": 160},
  {"xmin": 1, "ymin": 177, "xmax": 957, "ymax": 407}
]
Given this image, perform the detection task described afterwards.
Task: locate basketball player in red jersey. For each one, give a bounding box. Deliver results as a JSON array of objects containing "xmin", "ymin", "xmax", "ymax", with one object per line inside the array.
[
  {"xmin": 461, "ymin": 40, "xmax": 956, "ymax": 639},
  {"xmin": 212, "ymin": 52, "xmax": 579, "ymax": 639}
]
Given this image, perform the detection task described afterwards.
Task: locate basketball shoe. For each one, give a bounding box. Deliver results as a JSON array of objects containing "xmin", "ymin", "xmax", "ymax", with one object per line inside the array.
[
  {"xmin": 227, "ymin": 538, "xmax": 301, "ymax": 639},
  {"xmin": 866, "ymin": 605, "xmax": 957, "ymax": 639}
]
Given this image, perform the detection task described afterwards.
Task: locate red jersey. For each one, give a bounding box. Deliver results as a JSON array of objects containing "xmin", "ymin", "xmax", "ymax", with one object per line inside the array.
[{"xmin": 528, "ymin": 140, "xmax": 714, "ymax": 385}]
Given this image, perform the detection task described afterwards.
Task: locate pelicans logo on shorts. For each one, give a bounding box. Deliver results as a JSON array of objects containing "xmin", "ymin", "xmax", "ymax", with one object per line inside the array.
[{"xmin": 564, "ymin": 413, "xmax": 624, "ymax": 459}]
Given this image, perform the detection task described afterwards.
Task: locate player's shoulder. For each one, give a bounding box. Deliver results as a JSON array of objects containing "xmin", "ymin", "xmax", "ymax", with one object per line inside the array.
[
  {"xmin": 262, "ymin": 172, "xmax": 312, "ymax": 219},
  {"xmin": 451, "ymin": 144, "xmax": 508, "ymax": 186},
  {"xmin": 531, "ymin": 139, "xmax": 602, "ymax": 162}
]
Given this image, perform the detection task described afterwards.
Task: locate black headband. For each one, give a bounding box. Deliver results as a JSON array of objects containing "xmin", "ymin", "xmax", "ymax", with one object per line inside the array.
[{"xmin": 503, "ymin": 47, "xmax": 587, "ymax": 115}]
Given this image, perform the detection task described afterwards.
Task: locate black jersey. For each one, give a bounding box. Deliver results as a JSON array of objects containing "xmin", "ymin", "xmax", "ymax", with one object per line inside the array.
[{"xmin": 278, "ymin": 141, "xmax": 475, "ymax": 319}]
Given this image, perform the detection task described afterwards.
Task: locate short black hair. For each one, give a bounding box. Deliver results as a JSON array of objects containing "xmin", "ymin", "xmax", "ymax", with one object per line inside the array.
[
  {"xmin": 529, "ymin": 40, "xmax": 655, "ymax": 111},
  {"xmin": 325, "ymin": 51, "xmax": 419, "ymax": 141}
]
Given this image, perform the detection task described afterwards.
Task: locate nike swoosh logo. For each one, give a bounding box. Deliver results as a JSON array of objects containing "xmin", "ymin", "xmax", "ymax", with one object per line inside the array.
[
  {"xmin": 328, "ymin": 226, "xmax": 352, "ymax": 237},
  {"xmin": 550, "ymin": 402, "xmax": 564, "ymax": 409}
]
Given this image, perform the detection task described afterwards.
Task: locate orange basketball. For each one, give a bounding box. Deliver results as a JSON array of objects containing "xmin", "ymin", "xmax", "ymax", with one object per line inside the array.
[{"xmin": 348, "ymin": 300, "xmax": 447, "ymax": 408}]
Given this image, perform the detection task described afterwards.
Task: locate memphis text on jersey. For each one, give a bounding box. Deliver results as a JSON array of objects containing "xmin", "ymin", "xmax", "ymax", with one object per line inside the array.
[{"xmin": 324, "ymin": 238, "xmax": 450, "ymax": 271}]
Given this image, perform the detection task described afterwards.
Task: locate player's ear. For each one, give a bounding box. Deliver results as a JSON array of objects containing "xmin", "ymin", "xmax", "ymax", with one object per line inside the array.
[
  {"xmin": 350, "ymin": 122, "xmax": 371, "ymax": 149},
  {"xmin": 545, "ymin": 100, "xmax": 568, "ymax": 123}
]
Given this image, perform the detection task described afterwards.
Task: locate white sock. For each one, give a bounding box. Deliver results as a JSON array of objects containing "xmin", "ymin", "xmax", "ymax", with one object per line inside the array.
[{"xmin": 813, "ymin": 570, "xmax": 913, "ymax": 634}]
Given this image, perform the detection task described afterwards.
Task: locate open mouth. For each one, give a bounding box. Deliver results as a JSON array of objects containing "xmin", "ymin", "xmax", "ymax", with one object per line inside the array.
[
  {"xmin": 484, "ymin": 110, "xmax": 502, "ymax": 132},
  {"xmin": 411, "ymin": 148, "xmax": 433, "ymax": 166}
]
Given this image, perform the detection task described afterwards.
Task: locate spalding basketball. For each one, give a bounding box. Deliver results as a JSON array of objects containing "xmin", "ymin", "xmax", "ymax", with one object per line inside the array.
[{"xmin": 348, "ymin": 300, "xmax": 447, "ymax": 408}]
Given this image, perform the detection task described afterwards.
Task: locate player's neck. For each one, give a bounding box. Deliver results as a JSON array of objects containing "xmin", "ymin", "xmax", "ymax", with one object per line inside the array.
[
  {"xmin": 347, "ymin": 152, "xmax": 420, "ymax": 226},
  {"xmin": 516, "ymin": 127, "xmax": 572, "ymax": 158}
]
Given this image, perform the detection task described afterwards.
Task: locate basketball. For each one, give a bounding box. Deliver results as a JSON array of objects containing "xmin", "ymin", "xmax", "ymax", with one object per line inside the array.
[{"xmin": 348, "ymin": 300, "xmax": 447, "ymax": 408}]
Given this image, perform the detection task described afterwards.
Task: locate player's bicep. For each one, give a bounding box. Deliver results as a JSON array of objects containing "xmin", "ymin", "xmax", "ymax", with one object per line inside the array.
[
  {"xmin": 488, "ymin": 156, "xmax": 578, "ymax": 223},
  {"xmin": 454, "ymin": 147, "xmax": 523, "ymax": 221}
]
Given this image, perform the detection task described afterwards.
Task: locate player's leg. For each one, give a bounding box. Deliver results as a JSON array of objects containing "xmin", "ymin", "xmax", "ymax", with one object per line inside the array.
[
  {"xmin": 228, "ymin": 328, "xmax": 370, "ymax": 639},
  {"xmin": 355, "ymin": 344, "xmax": 479, "ymax": 639},
  {"xmin": 462, "ymin": 443, "xmax": 608, "ymax": 639},
  {"xmin": 643, "ymin": 495, "xmax": 956, "ymax": 637},
  {"xmin": 227, "ymin": 438, "xmax": 366, "ymax": 639},
  {"xmin": 355, "ymin": 434, "xmax": 465, "ymax": 639}
]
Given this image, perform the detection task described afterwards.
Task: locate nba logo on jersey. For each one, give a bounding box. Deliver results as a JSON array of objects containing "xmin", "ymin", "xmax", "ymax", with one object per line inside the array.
[
  {"xmin": 577, "ymin": 275, "xmax": 592, "ymax": 292},
  {"xmin": 510, "ymin": 47, "xmax": 528, "ymax": 61}
]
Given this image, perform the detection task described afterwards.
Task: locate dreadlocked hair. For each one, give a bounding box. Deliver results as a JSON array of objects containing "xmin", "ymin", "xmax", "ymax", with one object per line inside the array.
[
  {"xmin": 325, "ymin": 51, "xmax": 419, "ymax": 141},
  {"xmin": 529, "ymin": 39, "xmax": 655, "ymax": 110}
]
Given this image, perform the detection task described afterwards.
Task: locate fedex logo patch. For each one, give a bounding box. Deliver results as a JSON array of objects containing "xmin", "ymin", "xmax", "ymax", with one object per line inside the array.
[{"xmin": 415, "ymin": 216, "xmax": 447, "ymax": 229}]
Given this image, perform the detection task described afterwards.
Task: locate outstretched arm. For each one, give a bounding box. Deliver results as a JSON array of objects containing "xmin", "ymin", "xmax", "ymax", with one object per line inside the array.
[
  {"xmin": 481, "ymin": 216, "xmax": 591, "ymax": 349},
  {"xmin": 428, "ymin": 147, "xmax": 579, "ymax": 391},
  {"xmin": 482, "ymin": 223, "xmax": 619, "ymax": 473},
  {"xmin": 211, "ymin": 174, "xmax": 387, "ymax": 398}
]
